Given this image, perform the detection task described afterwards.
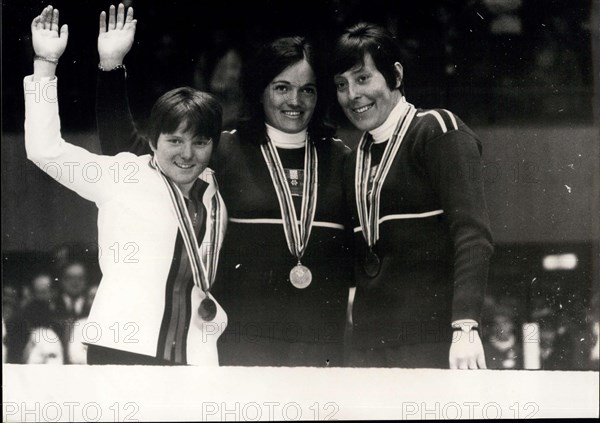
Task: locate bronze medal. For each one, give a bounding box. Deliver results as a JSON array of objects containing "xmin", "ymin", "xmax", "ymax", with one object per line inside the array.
[
  {"xmin": 151, "ymin": 156, "xmax": 225, "ymax": 323},
  {"xmin": 363, "ymin": 249, "xmax": 381, "ymax": 278},
  {"xmin": 290, "ymin": 264, "xmax": 312, "ymax": 289},
  {"xmin": 198, "ymin": 298, "xmax": 217, "ymax": 321},
  {"xmin": 355, "ymin": 104, "xmax": 416, "ymax": 279}
]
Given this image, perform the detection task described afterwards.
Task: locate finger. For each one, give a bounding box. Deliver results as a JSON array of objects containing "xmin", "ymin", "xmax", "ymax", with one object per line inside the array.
[
  {"xmin": 116, "ymin": 3, "xmax": 125, "ymax": 29},
  {"xmin": 468, "ymin": 357, "xmax": 478, "ymax": 370},
  {"xmin": 477, "ymin": 353, "xmax": 487, "ymax": 369},
  {"xmin": 108, "ymin": 4, "xmax": 116, "ymax": 30},
  {"xmin": 99, "ymin": 11, "xmax": 106, "ymax": 34},
  {"xmin": 52, "ymin": 9, "xmax": 59, "ymax": 33},
  {"xmin": 125, "ymin": 6, "xmax": 134, "ymax": 23},
  {"xmin": 47, "ymin": 6, "xmax": 54, "ymax": 30},
  {"xmin": 41, "ymin": 6, "xmax": 50, "ymax": 30},
  {"xmin": 60, "ymin": 24, "xmax": 69, "ymax": 42},
  {"xmin": 458, "ymin": 358, "xmax": 468, "ymax": 370},
  {"xmin": 129, "ymin": 19, "xmax": 137, "ymax": 33},
  {"xmin": 31, "ymin": 16, "xmax": 41, "ymax": 31}
]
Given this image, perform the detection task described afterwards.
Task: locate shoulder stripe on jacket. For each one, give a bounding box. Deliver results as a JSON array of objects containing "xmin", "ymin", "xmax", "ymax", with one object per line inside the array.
[
  {"xmin": 417, "ymin": 110, "xmax": 448, "ymax": 133},
  {"xmin": 416, "ymin": 109, "xmax": 458, "ymax": 133},
  {"xmin": 442, "ymin": 109, "xmax": 458, "ymax": 130}
]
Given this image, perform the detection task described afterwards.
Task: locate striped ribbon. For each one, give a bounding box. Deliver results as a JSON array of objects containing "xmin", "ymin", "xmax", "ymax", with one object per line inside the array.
[
  {"xmin": 355, "ymin": 104, "xmax": 416, "ymax": 247},
  {"xmin": 260, "ymin": 135, "xmax": 318, "ymax": 263},
  {"xmin": 149, "ymin": 156, "xmax": 223, "ymax": 293}
]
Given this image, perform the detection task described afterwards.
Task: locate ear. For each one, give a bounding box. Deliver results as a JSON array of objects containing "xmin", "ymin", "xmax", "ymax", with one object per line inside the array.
[
  {"xmin": 149, "ymin": 140, "xmax": 157, "ymax": 153},
  {"xmin": 393, "ymin": 62, "xmax": 403, "ymax": 89}
]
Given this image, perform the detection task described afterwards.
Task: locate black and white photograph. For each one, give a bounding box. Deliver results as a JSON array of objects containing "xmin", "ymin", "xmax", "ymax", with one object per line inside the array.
[{"xmin": 2, "ymin": 0, "xmax": 599, "ymax": 420}]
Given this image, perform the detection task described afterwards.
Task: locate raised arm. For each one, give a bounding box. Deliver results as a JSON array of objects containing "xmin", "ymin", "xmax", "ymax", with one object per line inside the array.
[
  {"xmin": 31, "ymin": 5, "xmax": 68, "ymax": 81},
  {"xmin": 26, "ymin": 6, "xmax": 131, "ymax": 205},
  {"xmin": 96, "ymin": 3, "xmax": 149, "ymax": 156}
]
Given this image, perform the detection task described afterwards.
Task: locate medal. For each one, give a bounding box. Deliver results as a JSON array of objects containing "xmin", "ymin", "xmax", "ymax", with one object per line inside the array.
[
  {"xmin": 290, "ymin": 263, "xmax": 312, "ymax": 289},
  {"xmin": 261, "ymin": 133, "xmax": 318, "ymax": 289},
  {"xmin": 363, "ymin": 249, "xmax": 381, "ymax": 278},
  {"xmin": 198, "ymin": 298, "xmax": 217, "ymax": 321},
  {"xmin": 151, "ymin": 157, "xmax": 225, "ymax": 322},
  {"xmin": 355, "ymin": 102, "xmax": 416, "ymax": 268}
]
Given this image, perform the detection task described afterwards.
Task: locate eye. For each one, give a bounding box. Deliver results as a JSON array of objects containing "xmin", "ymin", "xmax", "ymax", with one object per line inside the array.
[
  {"xmin": 274, "ymin": 84, "xmax": 289, "ymax": 93},
  {"xmin": 194, "ymin": 138, "xmax": 213, "ymax": 147},
  {"xmin": 302, "ymin": 87, "xmax": 316, "ymax": 95},
  {"xmin": 357, "ymin": 74, "xmax": 370, "ymax": 83},
  {"xmin": 166, "ymin": 138, "xmax": 182, "ymax": 144},
  {"xmin": 334, "ymin": 80, "xmax": 347, "ymax": 91}
]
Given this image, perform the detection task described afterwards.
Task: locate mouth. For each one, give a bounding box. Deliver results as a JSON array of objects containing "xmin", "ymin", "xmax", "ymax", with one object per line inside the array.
[
  {"xmin": 351, "ymin": 103, "xmax": 374, "ymax": 114},
  {"xmin": 174, "ymin": 162, "xmax": 195, "ymax": 170},
  {"xmin": 281, "ymin": 110, "xmax": 304, "ymax": 119}
]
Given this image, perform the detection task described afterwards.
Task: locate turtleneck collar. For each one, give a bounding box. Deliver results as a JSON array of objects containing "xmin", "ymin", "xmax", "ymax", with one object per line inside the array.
[
  {"xmin": 369, "ymin": 96, "xmax": 409, "ymax": 143},
  {"xmin": 265, "ymin": 123, "xmax": 307, "ymax": 149}
]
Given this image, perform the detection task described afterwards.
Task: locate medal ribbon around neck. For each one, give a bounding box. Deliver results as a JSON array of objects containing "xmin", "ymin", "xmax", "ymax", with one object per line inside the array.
[
  {"xmin": 260, "ymin": 134, "xmax": 318, "ymax": 264},
  {"xmin": 355, "ymin": 104, "xmax": 416, "ymax": 247},
  {"xmin": 149, "ymin": 156, "xmax": 223, "ymax": 294}
]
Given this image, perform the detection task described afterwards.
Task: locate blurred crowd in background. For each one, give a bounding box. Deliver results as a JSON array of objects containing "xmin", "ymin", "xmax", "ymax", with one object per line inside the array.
[
  {"xmin": 3, "ymin": 244, "xmax": 599, "ymax": 369},
  {"xmin": 2, "ymin": 0, "xmax": 598, "ymax": 368},
  {"xmin": 3, "ymin": 0, "xmax": 594, "ymax": 133},
  {"xmin": 3, "ymin": 245, "xmax": 100, "ymax": 365}
]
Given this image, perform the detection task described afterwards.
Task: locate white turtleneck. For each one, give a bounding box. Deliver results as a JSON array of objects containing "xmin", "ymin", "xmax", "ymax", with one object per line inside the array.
[
  {"xmin": 265, "ymin": 123, "xmax": 307, "ymax": 149},
  {"xmin": 369, "ymin": 96, "xmax": 409, "ymax": 143}
]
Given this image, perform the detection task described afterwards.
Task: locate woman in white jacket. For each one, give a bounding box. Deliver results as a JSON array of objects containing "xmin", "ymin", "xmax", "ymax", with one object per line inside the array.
[{"xmin": 24, "ymin": 6, "xmax": 227, "ymax": 365}]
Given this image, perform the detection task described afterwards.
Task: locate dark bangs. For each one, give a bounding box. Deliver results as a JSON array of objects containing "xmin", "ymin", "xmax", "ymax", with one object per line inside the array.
[
  {"xmin": 332, "ymin": 22, "xmax": 405, "ymax": 94},
  {"xmin": 239, "ymin": 36, "xmax": 335, "ymax": 143},
  {"xmin": 331, "ymin": 36, "xmax": 369, "ymax": 80},
  {"xmin": 148, "ymin": 87, "xmax": 223, "ymax": 147}
]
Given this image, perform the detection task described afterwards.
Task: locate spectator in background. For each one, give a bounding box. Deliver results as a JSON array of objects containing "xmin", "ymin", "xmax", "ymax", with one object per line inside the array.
[
  {"xmin": 22, "ymin": 288, "xmax": 59, "ymax": 335},
  {"xmin": 29, "ymin": 272, "xmax": 55, "ymax": 304},
  {"xmin": 2, "ymin": 285, "xmax": 27, "ymax": 363},
  {"xmin": 2, "ymin": 285, "xmax": 22, "ymax": 324},
  {"xmin": 22, "ymin": 326, "xmax": 65, "ymax": 365},
  {"xmin": 482, "ymin": 300, "xmax": 521, "ymax": 369},
  {"xmin": 55, "ymin": 261, "xmax": 91, "ymax": 322},
  {"xmin": 21, "ymin": 280, "xmax": 65, "ymax": 364},
  {"xmin": 22, "ymin": 271, "xmax": 57, "ymax": 324},
  {"xmin": 193, "ymin": 29, "xmax": 244, "ymax": 130},
  {"xmin": 65, "ymin": 317, "xmax": 89, "ymax": 364}
]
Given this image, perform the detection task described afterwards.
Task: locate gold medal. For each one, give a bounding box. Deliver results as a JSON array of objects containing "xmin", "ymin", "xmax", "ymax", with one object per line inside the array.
[
  {"xmin": 290, "ymin": 264, "xmax": 312, "ymax": 289},
  {"xmin": 261, "ymin": 134, "xmax": 318, "ymax": 290}
]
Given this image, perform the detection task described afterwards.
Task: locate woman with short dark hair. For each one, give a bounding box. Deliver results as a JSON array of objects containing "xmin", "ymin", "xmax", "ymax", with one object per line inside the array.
[
  {"xmin": 24, "ymin": 6, "xmax": 227, "ymax": 366},
  {"xmin": 333, "ymin": 22, "xmax": 494, "ymax": 369}
]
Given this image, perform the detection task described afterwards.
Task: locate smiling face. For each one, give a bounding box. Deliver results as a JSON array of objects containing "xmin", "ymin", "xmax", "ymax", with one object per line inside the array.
[
  {"xmin": 151, "ymin": 121, "xmax": 213, "ymax": 196},
  {"xmin": 334, "ymin": 53, "xmax": 403, "ymax": 132},
  {"xmin": 262, "ymin": 59, "xmax": 317, "ymax": 134}
]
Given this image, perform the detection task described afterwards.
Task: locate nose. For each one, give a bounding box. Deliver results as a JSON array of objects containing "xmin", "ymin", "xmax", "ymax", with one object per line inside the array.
[
  {"xmin": 347, "ymin": 81, "xmax": 361, "ymax": 100},
  {"xmin": 286, "ymin": 88, "xmax": 301, "ymax": 107},
  {"xmin": 180, "ymin": 142, "xmax": 193, "ymax": 160}
]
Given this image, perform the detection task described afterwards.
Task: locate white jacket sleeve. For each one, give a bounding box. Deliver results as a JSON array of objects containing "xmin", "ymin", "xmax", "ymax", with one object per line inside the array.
[{"xmin": 24, "ymin": 75, "xmax": 131, "ymax": 204}]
